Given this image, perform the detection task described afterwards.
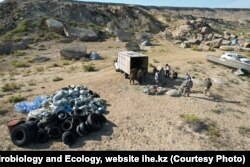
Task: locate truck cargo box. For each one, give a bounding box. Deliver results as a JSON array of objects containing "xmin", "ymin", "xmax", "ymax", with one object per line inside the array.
[{"xmin": 117, "ymin": 51, "xmax": 148, "ymax": 75}]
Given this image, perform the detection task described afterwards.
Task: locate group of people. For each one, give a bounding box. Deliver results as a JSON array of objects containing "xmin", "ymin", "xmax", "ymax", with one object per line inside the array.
[
  {"xmin": 153, "ymin": 64, "xmax": 178, "ymax": 86},
  {"xmin": 179, "ymin": 73, "xmax": 213, "ymax": 97},
  {"xmin": 152, "ymin": 64, "xmax": 213, "ymax": 98}
]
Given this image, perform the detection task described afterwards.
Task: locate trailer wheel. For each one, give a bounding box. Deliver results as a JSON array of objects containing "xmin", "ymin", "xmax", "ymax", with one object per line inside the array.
[{"xmin": 125, "ymin": 73, "xmax": 129, "ymax": 79}]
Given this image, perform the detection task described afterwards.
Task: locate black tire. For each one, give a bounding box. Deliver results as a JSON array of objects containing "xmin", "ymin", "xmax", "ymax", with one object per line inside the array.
[
  {"xmin": 80, "ymin": 122, "xmax": 93, "ymax": 135},
  {"xmin": 73, "ymin": 109, "xmax": 86, "ymax": 117},
  {"xmin": 57, "ymin": 112, "xmax": 69, "ymax": 121},
  {"xmin": 62, "ymin": 131, "xmax": 75, "ymax": 146},
  {"xmin": 68, "ymin": 115, "xmax": 82, "ymax": 125},
  {"xmin": 76, "ymin": 125, "xmax": 84, "ymax": 137},
  {"xmin": 60, "ymin": 120, "xmax": 74, "ymax": 132},
  {"xmin": 36, "ymin": 129, "xmax": 49, "ymax": 143},
  {"xmin": 47, "ymin": 127, "xmax": 61, "ymax": 139},
  {"xmin": 37, "ymin": 121, "xmax": 45, "ymax": 130},
  {"xmin": 86, "ymin": 113, "xmax": 102, "ymax": 130},
  {"xmin": 24, "ymin": 121, "xmax": 38, "ymax": 139},
  {"xmin": 10, "ymin": 124, "xmax": 31, "ymax": 147}
]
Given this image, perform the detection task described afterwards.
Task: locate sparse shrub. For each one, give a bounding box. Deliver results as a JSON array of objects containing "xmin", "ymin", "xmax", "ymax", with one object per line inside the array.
[
  {"xmin": 0, "ymin": 108, "xmax": 9, "ymax": 115},
  {"xmin": 47, "ymin": 63, "xmax": 61, "ymax": 68},
  {"xmin": 27, "ymin": 80, "xmax": 36, "ymax": 86},
  {"xmin": 62, "ymin": 61, "xmax": 70, "ymax": 66},
  {"xmin": 12, "ymin": 61, "xmax": 30, "ymax": 68},
  {"xmin": 12, "ymin": 19, "xmax": 29, "ymax": 33},
  {"xmin": 149, "ymin": 63, "xmax": 154, "ymax": 67},
  {"xmin": 181, "ymin": 114, "xmax": 221, "ymax": 138},
  {"xmin": 211, "ymin": 109, "xmax": 223, "ymax": 114},
  {"xmin": 2, "ymin": 83, "xmax": 21, "ymax": 92},
  {"xmin": 209, "ymin": 48, "xmax": 216, "ymax": 52},
  {"xmin": 191, "ymin": 45, "xmax": 202, "ymax": 51},
  {"xmin": 52, "ymin": 76, "xmax": 63, "ymax": 82},
  {"xmin": 238, "ymin": 126, "xmax": 250, "ymax": 136},
  {"xmin": 246, "ymin": 52, "xmax": 250, "ymax": 58},
  {"xmin": 13, "ymin": 51, "xmax": 26, "ymax": 57},
  {"xmin": 207, "ymin": 125, "xmax": 221, "ymax": 138},
  {"xmin": 83, "ymin": 63, "xmax": 95, "ymax": 72},
  {"xmin": 36, "ymin": 66, "xmax": 45, "ymax": 72},
  {"xmin": 8, "ymin": 95, "xmax": 26, "ymax": 103},
  {"xmin": 181, "ymin": 114, "xmax": 200, "ymax": 124}
]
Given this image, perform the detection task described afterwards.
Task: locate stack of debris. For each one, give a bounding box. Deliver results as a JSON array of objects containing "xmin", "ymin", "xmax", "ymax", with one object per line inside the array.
[
  {"xmin": 7, "ymin": 85, "xmax": 107, "ymax": 147},
  {"xmin": 143, "ymin": 85, "xmax": 167, "ymax": 95}
]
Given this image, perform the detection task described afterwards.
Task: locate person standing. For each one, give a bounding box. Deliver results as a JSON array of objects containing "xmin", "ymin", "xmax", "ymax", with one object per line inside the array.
[
  {"xmin": 155, "ymin": 70, "xmax": 159, "ymax": 85},
  {"xmin": 204, "ymin": 78, "xmax": 212, "ymax": 97},
  {"xmin": 179, "ymin": 78, "xmax": 193, "ymax": 97},
  {"xmin": 185, "ymin": 73, "xmax": 191, "ymax": 80},
  {"xmin": 164, "ymin": 64, "xmax": 171, "ymax": 78},
  {"xmin": 172, "ymin": 70, "xmax": 178, "ymax": 79}
]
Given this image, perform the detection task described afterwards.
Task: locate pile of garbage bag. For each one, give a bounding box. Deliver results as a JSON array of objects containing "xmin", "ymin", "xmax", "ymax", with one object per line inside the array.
[
  {"xmin": 7, "ymin": 85, "xmax": 107, "ymax": 147},
  {"xmin": 143, "ymin": 85, "xmax": 167, "ymax": 95}
]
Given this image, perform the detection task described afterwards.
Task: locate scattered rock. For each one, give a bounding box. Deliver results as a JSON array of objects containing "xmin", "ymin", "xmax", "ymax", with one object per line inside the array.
[
  {"xmin": 222, "ymin": 40, "xmax": 231, "ymax": 45},
  {"xmin": 64, "ymin": 27, "xmax": 98, "ymax": 42},
  {"xmin": 201, "ymin": 27, "xmax": 211, "ymax": 34},
  {"xmin": 116, "ymin": 30, "xmax": 134, "ymax": 42},
  {"xmin": 125, "ymin": 41, "xmax": 140, "ymax": 51},
  {"xmin": 180, "ymin": 42, "xmax": 189, "ymax": 48},
  {"xmin": 31, "ymin": 56, "xmax": 50, "ymax": 63},
  {"xmin": 46, "ymin": 19, "xmax": 64, "ymax": 34},
  {"xmin": 13, "ymin": 41, "xmax": 29, "ymax": 50},
  {"xmin": 0, "ymin": 40, "xmax": 13, "ymax": 55},
  {"xmin": 60, "ymin": 46, "xmax": 87, "ymax": 60},
  {"xmin": 199, "ymin": 44, "xmax": 211, "ymax": 51},
  {"xmin": 204, "ymin": 38, "xmax": 223, "ymax": 48},
  {"xmin": 164, "ymin": 30, "xmax": 173, "ymax": 40},
  {"xmin": 173, "ymin": 40, "xmax": 182, "ymax": 44}
]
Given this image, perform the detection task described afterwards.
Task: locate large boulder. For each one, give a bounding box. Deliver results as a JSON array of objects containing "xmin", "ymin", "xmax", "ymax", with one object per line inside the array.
[
  {"xmin": 0, "ymin": 40, "xmax": 28, "ymax": 55},
  {"xmin": 64, "ymin": 27, "xmax": 98, "ymax": 42},
  {"xmin": 125, "ymin": 42, "xmax": 140, "ymax": 51},
  {"xmin": 164, "ymin": 30, "xmax": 173, "ymax": 40},
  {"xmin": 0, "ymin": 40, "xmax": 13, "ymax": 55},
  {"xmin": 116, "ymin": 30, "xmax": 133, "ymax": 42},
  {"xmin": 46, "ymin": 19, "xmax": 64, "ymax": 34},
  {"xmin": 179, "ymin": 24, "xmax": 194, "ymax": 32},
  {"xmin": 222, "ymin": 40, "xmax": 231, "ymax": 45},
  {"xmin": 60, "ymin": 46, "xmax": 87, "ymax": 60},
  {"xmin": 204, "ymin": 38, "xmax": 223, "ymax": 48},
  {"xmin": 106, "ymin": 21, "xmax": 120, "ymax": 35},
  {"xmin": 199, "ymin": 44, "xmax": 211, "ymax": 51},
  {"xmin": 201, "ymin": 27, "xmax": 211, "ymax": 34},
  {"xmin": 136, "ymin": 33, "xmax": 152, "ymax": 43},
  {"xmin": 12, "ymin": 42, "xmax": 29, "ymax": 50},
  {"xmin": 31, "ymin": 56, "xmax": 50, "ymax": 63}
]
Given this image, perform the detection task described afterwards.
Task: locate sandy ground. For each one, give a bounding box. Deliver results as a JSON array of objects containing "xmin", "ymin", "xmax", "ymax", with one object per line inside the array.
[{"xmin": 0, "ymin": 38, "xmax": 249, "ymax": 150}]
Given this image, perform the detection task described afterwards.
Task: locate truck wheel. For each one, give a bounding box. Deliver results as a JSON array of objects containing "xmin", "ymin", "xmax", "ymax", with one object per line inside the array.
[{"xmin": 125, "ymin": 73, "xmax": 129, "ymax": 79}]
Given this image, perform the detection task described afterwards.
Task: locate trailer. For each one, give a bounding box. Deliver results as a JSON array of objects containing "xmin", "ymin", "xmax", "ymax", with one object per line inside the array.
[{"xmin": 115, "ymin": 51, "xmax": 148, "ymax": 78}]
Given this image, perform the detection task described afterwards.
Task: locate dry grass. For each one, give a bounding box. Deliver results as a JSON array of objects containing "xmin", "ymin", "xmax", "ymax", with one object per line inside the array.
[
  {"xmin": 52, "ymin": 76, "xmax": 63, "ymax": 82},
  {"xmin": 1, "ymin": 83, "xmax": 21, "ymax": 92},
  {"xmin": 8, "ymin": 95, "xmax": 26, "ymax": 103}
]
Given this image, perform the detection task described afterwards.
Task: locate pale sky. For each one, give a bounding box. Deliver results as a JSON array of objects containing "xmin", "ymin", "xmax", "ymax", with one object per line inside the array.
[
  {"xmin": 80, "ymin": 0, "xmax": 250, "ymax": 8},
  {"xmin": 0, "ymin": 0, "xmax": 249, "ymax": 8}
]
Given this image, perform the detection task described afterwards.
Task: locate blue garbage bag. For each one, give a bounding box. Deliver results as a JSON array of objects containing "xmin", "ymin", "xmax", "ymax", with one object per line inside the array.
[{"xmin": 15, "ymin": 96, "xmax": 46, "ymax": 113}]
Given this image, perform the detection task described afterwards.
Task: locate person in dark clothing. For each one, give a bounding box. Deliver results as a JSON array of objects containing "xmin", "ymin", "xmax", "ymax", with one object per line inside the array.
[{"xmin": 172, "ymin": 70, "xmax": 178, "ymax": 79}]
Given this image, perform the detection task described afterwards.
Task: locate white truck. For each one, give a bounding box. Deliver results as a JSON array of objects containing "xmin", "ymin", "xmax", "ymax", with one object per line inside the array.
[{"xmin": 114, "ymin": 51, "xmax": 148, "ymax": 78}]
